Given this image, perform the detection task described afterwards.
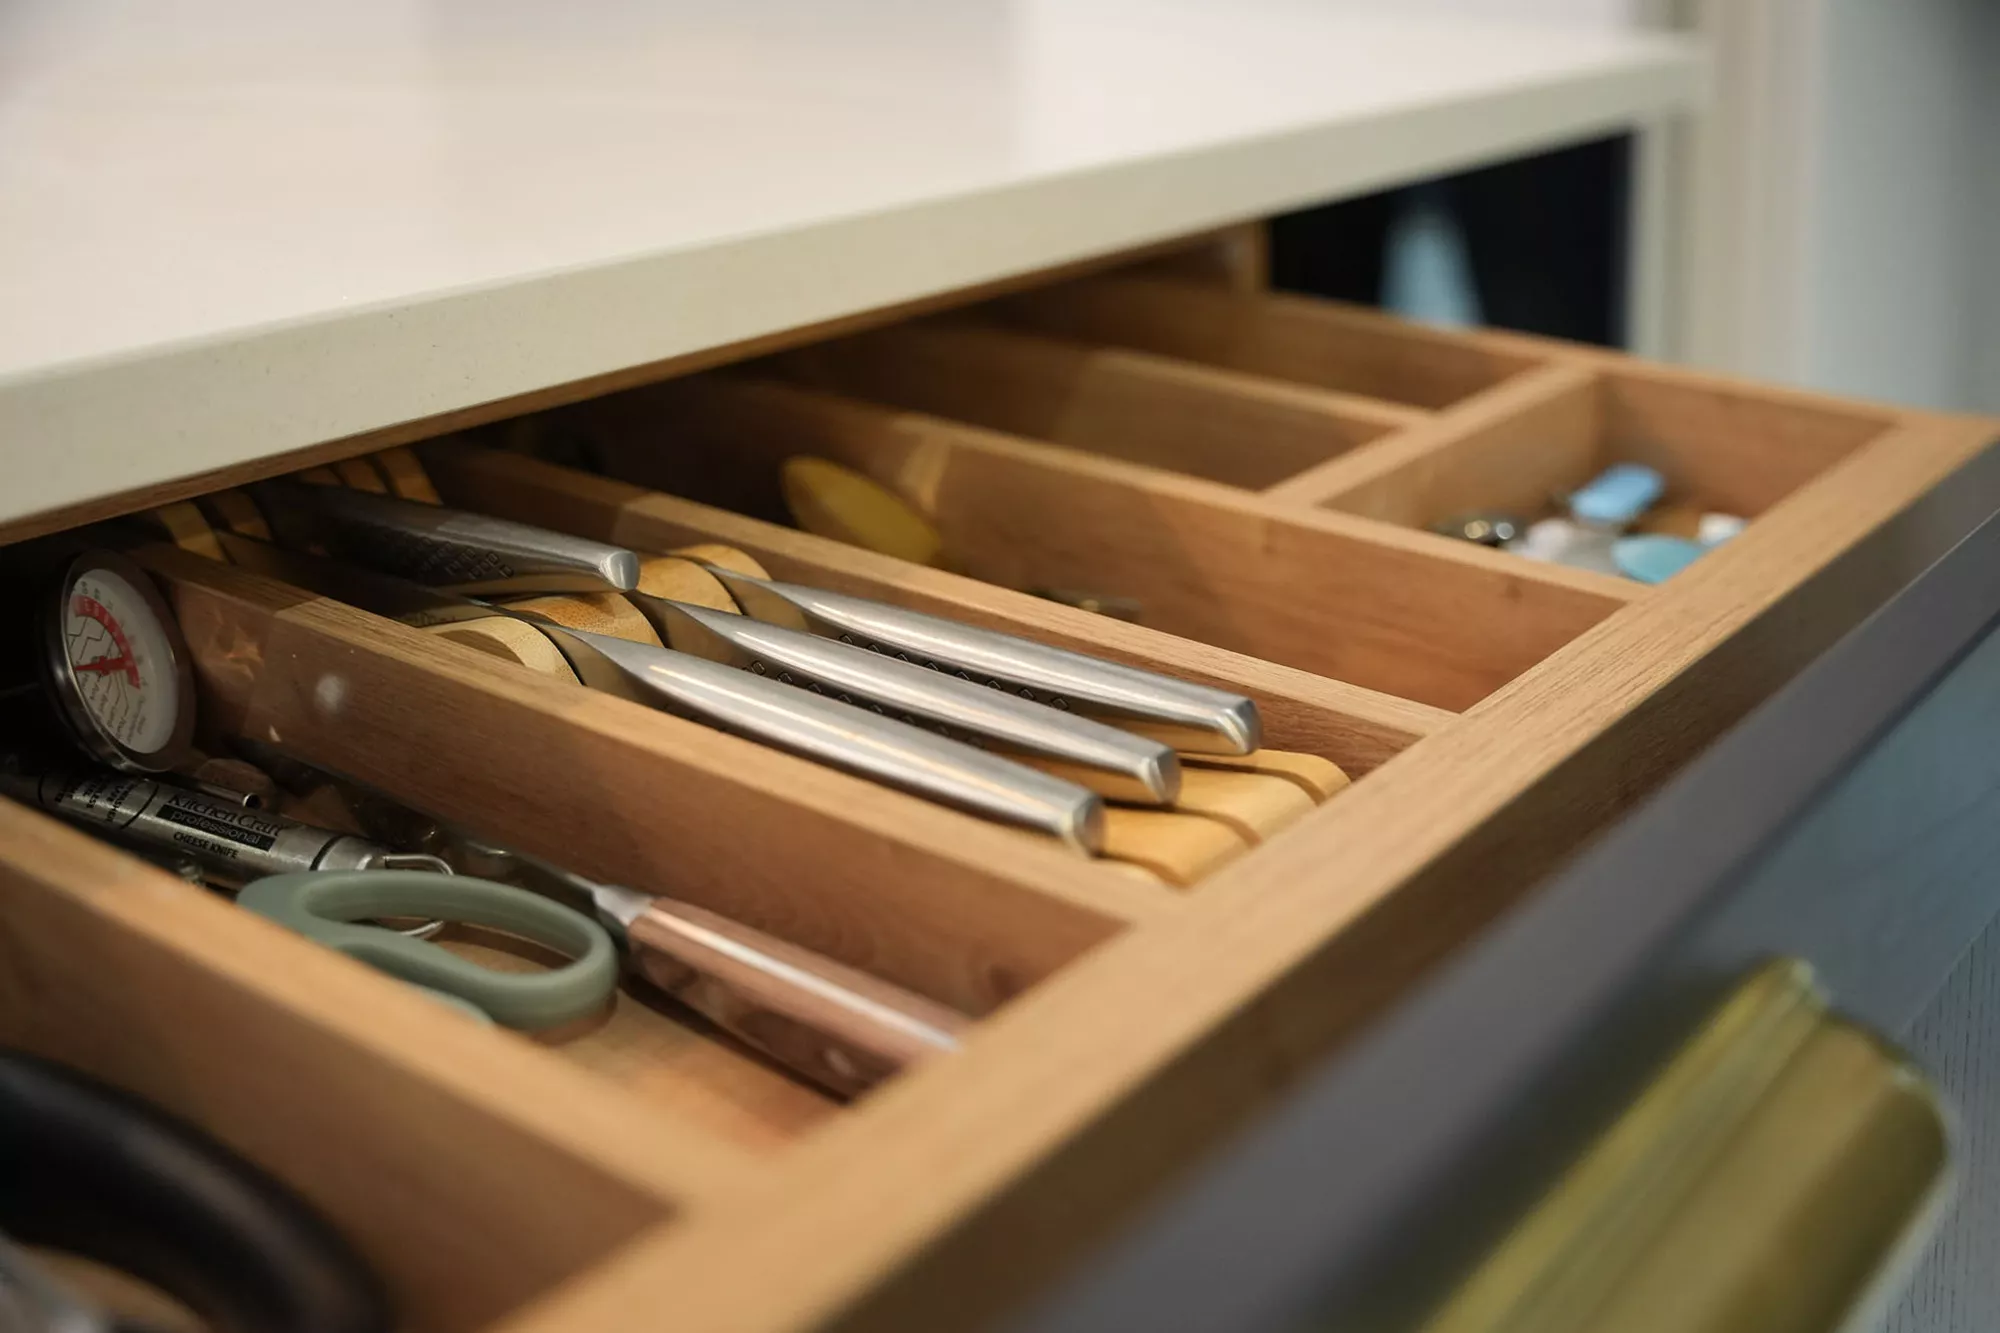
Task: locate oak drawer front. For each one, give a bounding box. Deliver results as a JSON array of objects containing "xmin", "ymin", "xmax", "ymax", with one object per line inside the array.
[{"xmin": 2, "ymin": 246, "xmax": 1995, "ymax": 1332}]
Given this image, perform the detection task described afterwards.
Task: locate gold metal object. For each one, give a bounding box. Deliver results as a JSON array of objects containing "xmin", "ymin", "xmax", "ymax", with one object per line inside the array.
[{"xmin": 1422, "ymin": 959, "xmax": 1949, "ymax": 1333}]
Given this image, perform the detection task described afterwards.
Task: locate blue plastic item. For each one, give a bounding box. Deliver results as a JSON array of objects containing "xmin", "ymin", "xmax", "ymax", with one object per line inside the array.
[
  {"xmin": 1381, "ymin": 185, "xmax": 1484, "ymax": 330},
  {"xmin": 1569, "ymin": 464, "xmax": 1666, "ymax": 528},
  {"xmin": 1614, "ymin": 534, "xmax": 1706, "ymax": 585}
]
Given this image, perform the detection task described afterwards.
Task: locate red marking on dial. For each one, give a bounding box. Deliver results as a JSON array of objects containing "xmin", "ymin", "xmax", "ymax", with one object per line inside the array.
[{"xmin": 71, "ymin": 595, "xmax": 141, "ymax": 686}]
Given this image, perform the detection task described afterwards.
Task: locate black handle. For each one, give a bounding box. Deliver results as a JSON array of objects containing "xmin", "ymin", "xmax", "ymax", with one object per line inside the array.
[{"xmin": 0, "ymin": 1051, "xmax": 391, "ymax": 1333}]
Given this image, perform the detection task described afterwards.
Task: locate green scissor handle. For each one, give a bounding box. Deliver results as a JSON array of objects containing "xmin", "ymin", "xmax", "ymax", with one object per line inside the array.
[{"xmin": 238, "ymin": 871, "xmax": 619, "ymax": 1031}]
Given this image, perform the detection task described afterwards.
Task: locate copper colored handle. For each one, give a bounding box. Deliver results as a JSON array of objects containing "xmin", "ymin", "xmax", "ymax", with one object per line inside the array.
[{"xmin": 624, "ymin": 900, "xmax": 969, "ymax": 1098}]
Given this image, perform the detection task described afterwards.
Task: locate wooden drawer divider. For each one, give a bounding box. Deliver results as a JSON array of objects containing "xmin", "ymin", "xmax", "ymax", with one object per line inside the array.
[
  {"xmin": 531, "ymin": 374, "xmax": 1635, "ymax": 712},
  {"xmin": 988, "ymin": 273, "xmax": 1545, "ymax": 410},
  {"xmin": 0, "ymin": 802, "xmax": 709, "ymax": 1333},
  {"xmin": 489, "ymin": 414, "xmax": 2000, "ymax": 1333},
  {"xmin": 765, "ymin": 317, "xmax": 1424, "ymax": 490},
  {"xmin": 419, "ymin": 444, "xmax": 1446, "ymax": 776},
  {"xmin": 141, "ymin": 546, "xmax": 1161, "ymax": 1018}
]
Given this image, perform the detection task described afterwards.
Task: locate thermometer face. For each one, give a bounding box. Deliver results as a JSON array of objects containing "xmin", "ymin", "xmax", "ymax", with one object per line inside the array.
[{"xmin": 42, "ymin": 553, "xmax": 196, "ymax": 771}]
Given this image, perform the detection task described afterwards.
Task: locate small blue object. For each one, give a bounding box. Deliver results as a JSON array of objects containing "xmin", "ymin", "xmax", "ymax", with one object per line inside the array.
[
  {"xmin": 1569, "ymin": 464, "xmax": 1666, "ymax": 528},
  {"xmin": 1614, "ymin": 535, "xmax": 1706, "ymax": 584}
]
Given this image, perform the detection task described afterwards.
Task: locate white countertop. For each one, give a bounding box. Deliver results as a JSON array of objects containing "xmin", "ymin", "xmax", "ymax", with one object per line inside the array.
[{"xmin": 0, "ymin": 1, "xmax": 1699, "ymax": 530}]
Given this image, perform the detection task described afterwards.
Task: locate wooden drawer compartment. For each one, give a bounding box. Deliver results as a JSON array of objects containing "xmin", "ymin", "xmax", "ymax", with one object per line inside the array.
[
  {"xmin": 987, "ymin": 273, "xmax": 1544, "ymax": 411},
  {"xmin": 421, "ymin": 445, "xmax": 1440, "ymax": 777},
  {"xmin": 0, "ymin": 799, "xmax": 678, "ymax": 1333},
  {"xmin": 505, "ymin": 375, "xmax": 1631, "ymax": 713},
  {"xmin": 764, "ymin": 316, "xmax": 1427, "ymax": 489},
  {"xmin": 3, "ymin": 243, "xmax": 1996, "ymax": 1333}
]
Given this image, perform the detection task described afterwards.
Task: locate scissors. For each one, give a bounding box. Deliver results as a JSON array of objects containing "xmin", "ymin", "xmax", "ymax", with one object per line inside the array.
[
  {"xmin": 0, "ymin": 1051, "xmax": 391, "ymax": 1333},
  {"xmin": 237, "ymin": 871, "xmax": 619, "ymax": 1031}
]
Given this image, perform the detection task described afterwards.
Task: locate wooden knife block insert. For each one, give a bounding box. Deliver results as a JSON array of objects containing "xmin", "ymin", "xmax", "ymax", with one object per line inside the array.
[{"xmin": 2, "ymin": 240, "xmax": 1992, "ymax": 1333}]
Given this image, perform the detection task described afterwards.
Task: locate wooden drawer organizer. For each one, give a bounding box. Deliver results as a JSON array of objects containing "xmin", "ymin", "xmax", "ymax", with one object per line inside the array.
[{"xmin": 4, "ymin": 252, "xmax": 1995, "ymax": 1333}]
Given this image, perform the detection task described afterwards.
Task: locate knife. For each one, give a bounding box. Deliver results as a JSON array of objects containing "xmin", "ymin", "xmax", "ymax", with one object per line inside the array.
[
  {"xmin": 631, "ymin": 595, "xmax": 1180, "ymax": 804},
  {"xmin": 245, "ymin": 484, "xmax": 1181, "ymax": 802},
  {"xmin": 698, "ymin": 569, "xmax": 1261, "ymax": 755},
  {"xmin": 208, "ymin": 534, "xmax": 1106, "ymax": 852},
  {"xmin": 442, "ymin": 834, "xmax": 968, "ymax": 1098},
  {"xmin": 250, "ymin": 478, "xmax": 640, "ymax": 595}
]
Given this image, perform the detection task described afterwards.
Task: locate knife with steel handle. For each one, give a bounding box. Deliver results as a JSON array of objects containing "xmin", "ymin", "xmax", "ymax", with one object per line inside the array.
[
  {"xmin": 632, "ymin": 595, "xmax": 1181, "ymax": 804},
  {"xmin": 258, "ymin": 476, "xmax": 1258, "ymax": 754},
  {"xmin": 698, "ymin": 568, "xmax": 1261, "ymax": 755},
  {"xmin": 525, "ymin": 620, "xmax": 1104, "ymax": 852},
  {"xmin": 249, "ymin": 478, "xmax": 640, "ymax": 595},
  {"xmin": 235, "ymin": 484, "xmax": 1171, "ymax": 805},
  {"xmin": 444, "ymin": 836, "xmax": 968, "ymax": 1098},
  {"xmin": 208, "ymin": 534, "xmax": 1105, "ymax": 853}
]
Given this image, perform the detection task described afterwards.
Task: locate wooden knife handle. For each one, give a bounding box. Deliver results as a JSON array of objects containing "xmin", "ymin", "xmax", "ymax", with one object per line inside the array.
[{"xmin": 623, "ymin": 900, "xmax": 969, "ymax": 1099}]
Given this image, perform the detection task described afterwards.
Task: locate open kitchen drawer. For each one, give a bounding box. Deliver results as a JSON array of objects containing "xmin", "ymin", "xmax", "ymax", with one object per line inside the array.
[{"xmin": 3, "ymin": 240, "xmax": 1996, "ymax": 1333}]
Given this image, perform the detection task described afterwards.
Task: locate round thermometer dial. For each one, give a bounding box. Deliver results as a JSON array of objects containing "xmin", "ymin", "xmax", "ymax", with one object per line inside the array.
[{"xmin": 41, "ymin": 551, "xmax": 197, "ymax": 772}]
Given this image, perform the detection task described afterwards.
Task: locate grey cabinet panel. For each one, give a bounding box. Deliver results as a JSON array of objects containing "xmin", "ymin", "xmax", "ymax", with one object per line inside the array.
[{"xmin": 1883, "ymin": 921, "xmax": 2000, "ymax": 1333}]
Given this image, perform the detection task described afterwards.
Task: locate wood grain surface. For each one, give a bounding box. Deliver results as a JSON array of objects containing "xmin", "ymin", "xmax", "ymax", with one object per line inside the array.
[
  {"xmin": 1267, "ymin": 362, "xmax": 1603, "ymax": 518},
  {"xmin": 141, "ymin": 545, "xmax": 1174, "ymax": 1017},
  {"xmin": 769, "ymin": 318, "xmax": 1419, "ymax": 490},
  {"xmin": 490, "ymin": 405, "xmax": 2000, "ymax": 1333},
  {"xmin": 1098, "ymin": 808, "xmax": 1248, "ymax": 887},
  {"xmin": 518, "ymin": 375, "xmax": 1631, "ymax": 710},
  {"xmin": 426, "ymin": 616, "xmax": 581, "ymax": 679},
  {"xmin": 437, "ymin": 928, "xmax": 843, "ymax": 1154},
  {"xmin": 418, "ymin": 443, "xmax": 1449, "ymax": 775},
  {"xmin": 634, "ymin": 555, "xmax": 739, "ymax": 611},
  {"xmin": 1167, "ymin": 767, "xmax": 1317, "ymax": 843},
  {"xmin": 1181, "ymin": 749, "xmax": 1351, "ymax": 801},
  {"xmin": 0, "ymin": 800, "xmax": 722, "ymax": 1333},
  {"xmin": 988, "ymin": 274, "xmax": 1542, "ymax": 410}
]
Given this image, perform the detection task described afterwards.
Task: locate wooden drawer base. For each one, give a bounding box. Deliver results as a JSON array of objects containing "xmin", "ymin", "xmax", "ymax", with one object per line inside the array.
[{"xmin": 2, "ymin": 244, "xmax": 1994, "ymax": 1332}]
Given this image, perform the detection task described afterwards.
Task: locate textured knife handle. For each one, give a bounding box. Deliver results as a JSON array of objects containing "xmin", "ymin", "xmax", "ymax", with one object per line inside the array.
[
  {"xmin": 541, "ymin": 625, "xmax": 1106, "ymax": 851},
  {"xmin": 250, "ymin": 479, "xmax": 640, "ymax": 595},
  {"xmin": 705, "ymin": 569, "xmax": 1261, "ymax": 754},
  {"xmin": 639, "ymin": 597, "xmax": 1180, "ymax": 804},
  {"xmin": 623, "ymin": 899, "xmax": 969, "ymax": 1099}
]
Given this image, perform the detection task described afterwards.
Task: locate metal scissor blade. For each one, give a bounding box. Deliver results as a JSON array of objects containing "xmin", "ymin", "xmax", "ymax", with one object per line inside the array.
[
  {"xmin": 250, "ymin": 479, "xmax": 639, "ymax": 595},
  {"xmin": 544, "ymin": 625, "xmax": 1105, "ymax": 853},
  {"xmin": 702, "ymin": 568, "xmax": 1262, "ymax": 755},
  {"xmin": 632, "ymin": 594, "xmax": 1180, "ymax": 804}
]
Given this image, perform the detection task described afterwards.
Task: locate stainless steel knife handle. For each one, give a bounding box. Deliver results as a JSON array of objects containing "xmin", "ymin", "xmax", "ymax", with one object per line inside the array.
[
  {"xmin": 250, "ymin": 479, "xmax": 639, "ymax": 595},
  {"xmin": 198, "ymin": 532, "xmax": 1100, "ymax": 849},
  {"xmin": 633, "ymin": 596, "xmax": 1181, "ymax": 804},
  {"xmin": 518, "ymin": 619, "xmax": 1106, "ymax": 853},
  {"xmin": 702, "ymin": 569, "xmax": 1261, "ymax": 755}
]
